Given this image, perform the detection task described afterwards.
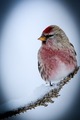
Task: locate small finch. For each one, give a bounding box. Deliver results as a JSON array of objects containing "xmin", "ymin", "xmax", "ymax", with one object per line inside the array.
[{"xmin": 38, "ymin": 25, "xmax": 77, "ymax": 86}]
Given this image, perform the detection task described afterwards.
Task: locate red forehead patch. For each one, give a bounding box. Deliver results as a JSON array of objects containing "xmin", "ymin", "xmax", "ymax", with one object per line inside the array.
[{"xmin": 43, "ymin": 26, "xmax": 52, "ymax": 33}]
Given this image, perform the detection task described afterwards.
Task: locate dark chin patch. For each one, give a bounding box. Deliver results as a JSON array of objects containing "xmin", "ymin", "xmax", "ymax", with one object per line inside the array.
[{"xmin": 42, "ymin": 41, "xmax": 46, "ymax": 44}]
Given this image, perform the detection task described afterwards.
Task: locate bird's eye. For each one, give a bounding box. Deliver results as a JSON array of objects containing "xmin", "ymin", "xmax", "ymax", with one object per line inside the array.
[{"xmin": 46, "ymin": 34, "xmax": 54, "ymax": 38}]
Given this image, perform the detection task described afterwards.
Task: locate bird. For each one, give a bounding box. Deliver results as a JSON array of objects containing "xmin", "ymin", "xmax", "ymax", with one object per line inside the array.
[{"xmin": 38, "ymin": 25, "xmax": 77, "ymax": 86}]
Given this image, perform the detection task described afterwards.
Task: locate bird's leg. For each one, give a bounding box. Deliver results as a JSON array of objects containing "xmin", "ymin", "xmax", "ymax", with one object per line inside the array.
[{"xmin": 49, "ymin": 81, "xmax": 53, "ymax": 86}]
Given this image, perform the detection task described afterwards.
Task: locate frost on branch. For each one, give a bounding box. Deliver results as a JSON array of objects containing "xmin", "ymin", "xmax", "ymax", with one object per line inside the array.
[{"xmin": 0, "ymin": 66, "xmax": 79, "ymax": 120}]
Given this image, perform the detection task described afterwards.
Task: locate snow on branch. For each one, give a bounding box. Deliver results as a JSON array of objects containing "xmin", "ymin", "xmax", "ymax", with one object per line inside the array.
[{"xmin": 0, "ymin": 66, "xmax": 80, "ymax": 120}]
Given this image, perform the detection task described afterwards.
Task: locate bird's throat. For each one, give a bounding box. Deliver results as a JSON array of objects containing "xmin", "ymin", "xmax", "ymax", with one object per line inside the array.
[{"xmin": 42, "ymin": 41, "xmax": 46, "ymax": 45}]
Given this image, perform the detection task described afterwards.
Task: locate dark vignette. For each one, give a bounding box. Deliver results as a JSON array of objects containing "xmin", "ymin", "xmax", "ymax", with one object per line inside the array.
[{"xmin": 0, "ymin": 0, "xmax": 80, "ymax": 120}]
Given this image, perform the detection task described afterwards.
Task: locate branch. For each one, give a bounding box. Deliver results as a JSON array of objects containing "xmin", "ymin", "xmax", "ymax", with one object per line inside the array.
[{"xmin": 0, "ymin": 66, "xmax": 80, "ymax": 120}]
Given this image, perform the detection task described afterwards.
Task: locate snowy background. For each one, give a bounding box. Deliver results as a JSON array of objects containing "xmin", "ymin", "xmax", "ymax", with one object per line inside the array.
[{"xmin": 0, "ymin": 0, "xmax": 80, "ymax": 120}]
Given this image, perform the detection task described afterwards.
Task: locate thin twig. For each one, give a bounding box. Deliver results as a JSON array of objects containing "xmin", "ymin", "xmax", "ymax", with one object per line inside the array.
[{"xmin": 0, "ymin": 66, "xmax": 80, "ymax": 120}]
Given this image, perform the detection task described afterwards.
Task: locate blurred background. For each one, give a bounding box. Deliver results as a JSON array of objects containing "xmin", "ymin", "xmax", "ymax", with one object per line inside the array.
[{"xmin": 0, "ymin": 0, "xmax": 80, "ymax": 120}]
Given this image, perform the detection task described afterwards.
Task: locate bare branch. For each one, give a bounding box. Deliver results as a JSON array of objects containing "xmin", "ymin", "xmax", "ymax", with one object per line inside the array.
[{"xmin": 0, "ymin": 66, "xmax": 79, "ymax": 120}]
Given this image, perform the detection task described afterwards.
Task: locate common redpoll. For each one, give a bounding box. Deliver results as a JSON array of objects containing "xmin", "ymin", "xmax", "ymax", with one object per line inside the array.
[{"xmin": 38, "ymin": 25, "xmax": 77, "ymax": 86}]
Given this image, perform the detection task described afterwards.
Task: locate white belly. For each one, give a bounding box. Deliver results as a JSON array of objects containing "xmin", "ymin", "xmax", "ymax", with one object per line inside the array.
[{"xmin": 49, "ymin": 61, "xmax": 74, "ymax": 83}]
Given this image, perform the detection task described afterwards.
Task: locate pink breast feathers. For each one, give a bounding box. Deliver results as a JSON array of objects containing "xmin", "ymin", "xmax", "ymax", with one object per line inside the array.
[
  {"xmin": 40, "ymin": 48, "xmax": 76, "ymax": 81},
  {"xmin": 40, "ymin": 47, "xmax": 76, "ymax": 69}
]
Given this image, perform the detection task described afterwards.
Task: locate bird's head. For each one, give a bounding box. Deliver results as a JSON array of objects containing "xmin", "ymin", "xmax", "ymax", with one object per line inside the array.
[{"xmin": 38, "ymin": 25, "xmax": 61, "ymax": 43}]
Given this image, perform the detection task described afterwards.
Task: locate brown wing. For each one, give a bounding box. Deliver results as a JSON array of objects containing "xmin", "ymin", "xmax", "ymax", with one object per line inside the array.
[
  {"xmin": 70, "ymin": 43, "xmax": 77, "ymax": 55},
  {"xmin": 38, "ymin": 61, "xmax": 41, "ymax": 72}
]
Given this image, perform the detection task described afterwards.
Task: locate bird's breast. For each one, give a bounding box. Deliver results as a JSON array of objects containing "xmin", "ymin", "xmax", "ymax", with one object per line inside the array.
[
  {"xmin": 38, "ymin": 46, "xmax": 77, "ymax": 71},
  {"xmin": 38, "ymin": 45, "xmax": 77, "ymax": 81}
]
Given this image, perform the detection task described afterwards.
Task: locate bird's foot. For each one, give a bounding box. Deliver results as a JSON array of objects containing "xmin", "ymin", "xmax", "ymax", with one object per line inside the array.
[{"xmin": 49, "ymin": 82, "xmax": 54, "ymax": 86}]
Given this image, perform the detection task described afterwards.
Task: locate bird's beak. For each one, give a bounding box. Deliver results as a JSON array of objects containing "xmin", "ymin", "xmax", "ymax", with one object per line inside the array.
[{"xmin": 38, "ymin": 36, "xmax": 46, "ymax": 41}]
